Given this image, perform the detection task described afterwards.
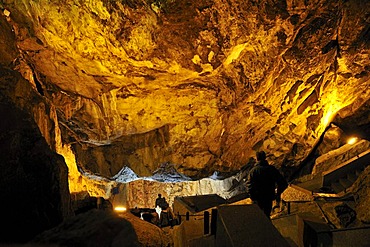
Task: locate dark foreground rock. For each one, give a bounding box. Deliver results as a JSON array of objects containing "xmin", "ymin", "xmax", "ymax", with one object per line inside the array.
[{"xmin": 30, "ymin": 209, "xmax": 173, "ymax": 247}]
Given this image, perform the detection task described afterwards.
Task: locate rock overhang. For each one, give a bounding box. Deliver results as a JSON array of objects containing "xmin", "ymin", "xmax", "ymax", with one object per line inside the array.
[{"xmin": 0, "ymin": 0, "xmax": 369, "ymax": 179}]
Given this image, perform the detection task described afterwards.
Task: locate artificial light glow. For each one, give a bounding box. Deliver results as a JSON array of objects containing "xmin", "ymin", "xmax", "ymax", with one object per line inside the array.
[
  {"xmin": 323, "ymin": 109, "xmax": 334, "ymax": 126},
  {"xmin": 347, "ymin": 137, "xmax": 358, "ymax": 145},
  {"xmin": 321, "ymin": 89, "xmax": 346, "ymax": 127},
  {"xmin": 114, "ymin": 206, "xmax": 127, "ymax": 212},
  {"xmin": 4, "ymin": 9, "xmax": 10, "ymax": 17}
]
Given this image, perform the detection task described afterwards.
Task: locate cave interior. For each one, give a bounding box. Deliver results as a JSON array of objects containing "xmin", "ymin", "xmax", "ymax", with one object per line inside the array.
[{"xmin": 0, "ymin": 0, "xmax": 369, "ymax": 246}]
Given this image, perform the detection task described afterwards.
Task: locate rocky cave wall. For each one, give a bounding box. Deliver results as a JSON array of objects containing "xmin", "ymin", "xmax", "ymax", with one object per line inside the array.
[
  {"xmin": 1, "ymin": 0, "xmax": 369, "ymax": 180},
  {"xmin": 0, "ymin": 67, "xmax": 72, "ymax": 242}
]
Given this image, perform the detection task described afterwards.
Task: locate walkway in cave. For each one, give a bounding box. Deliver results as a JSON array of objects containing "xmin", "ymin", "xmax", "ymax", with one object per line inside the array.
[
  {"xmin": 292, "ymin": 148, "xmax": 370, "ymax": 194},
  {"xmin": 273, "ymin": 148, "xmax": 370, "ymax": 246}
]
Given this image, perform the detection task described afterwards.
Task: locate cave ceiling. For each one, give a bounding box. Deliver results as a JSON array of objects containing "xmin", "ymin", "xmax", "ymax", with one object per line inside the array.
[{"xmin": 1, "ymin": 0, "xmax": 369, "ymax": 178}]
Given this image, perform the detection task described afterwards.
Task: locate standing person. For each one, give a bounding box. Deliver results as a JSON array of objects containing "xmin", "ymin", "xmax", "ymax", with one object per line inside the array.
[
  {"xmin": 246, "ymin": 151, "xmax": 288, "ymax": 218},
  {"xmin": 158, "ymin": 202, "xmax": 174, "ymax": 228},
  {"xmin": 155, "ymin": 193, "xmax": 166, "ymax": 209}
]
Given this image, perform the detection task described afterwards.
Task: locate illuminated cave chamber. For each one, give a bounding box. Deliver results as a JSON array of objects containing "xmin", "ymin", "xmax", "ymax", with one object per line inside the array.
[{"xmin": 0, "ymin": 0, "xmax": 370, "ymax": 246}]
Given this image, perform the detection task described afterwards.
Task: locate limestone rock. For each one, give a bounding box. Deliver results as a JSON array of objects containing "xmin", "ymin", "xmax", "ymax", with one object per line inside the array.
[
  {"xmin": 0, "ymin": 0, "xmax": 368, "ymax": 179},
  {"xmin": 352, "ymin": 166, "xmax": 370, "ymax": 224},
  {"xmin": 0, "ymin": 101, "xmax": 71, "ymax": 243},
  {"xmin": 30, "ymin": 209, "xmax": 170, "ymax": 247},
  {"xmin": 0, "ymin": 13, "xmax": 18, "ymax": 66},
  {"xmin": 334, "ymin": 203, "xmax": 357, "ymax": 228},
  {"xmin": 281, "ymin": 185, "xmax": 314, "ymax": 202}
]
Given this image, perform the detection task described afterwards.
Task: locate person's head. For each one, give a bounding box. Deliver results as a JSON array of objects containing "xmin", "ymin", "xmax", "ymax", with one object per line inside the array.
[
  {"xmin": 158, "ymin": 194, "xmax": 162, "ymax": 198},
  {"xmin": 256, "ymin": 151, "xmax": 266, "ymax": 161}
]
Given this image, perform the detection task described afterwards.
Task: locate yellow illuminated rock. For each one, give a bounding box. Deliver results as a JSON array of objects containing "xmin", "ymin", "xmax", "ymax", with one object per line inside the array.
[{"xmin": 1, "ymin": 0, "xmax": 369, "ymax": 187}]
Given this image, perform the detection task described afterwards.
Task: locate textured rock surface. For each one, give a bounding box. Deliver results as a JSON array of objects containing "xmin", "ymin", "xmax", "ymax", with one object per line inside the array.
[
  {"xmin": 0, "ymin": 101, "xmax": 72, "ymax": 243},
  {"xmin": 1, "ymin": 0, "xmax": 369, "ymax": 179},
  {"xmin": 124, "ymin": 176, "xmax": 236, "ymax": 209},
  {"xmin": 31, "ymin": 209, "xmax": 172, "ymax": 247},
  {"xmin": 351, "ymin": 166, "xmax": 370, "ymax": 224}
]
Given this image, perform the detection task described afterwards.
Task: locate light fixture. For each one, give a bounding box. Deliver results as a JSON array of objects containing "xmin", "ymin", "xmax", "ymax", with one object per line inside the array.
[
  {"xmin": 114, "ymin": 206, "xmax": 127, "ymax": 212},
  {"xmin": 3, "ymin": 9, "xmax": 10, "ymax": 17},
  {"xmin": 347, "ymin": 137, "xmax": 358, "ymax": 145}
]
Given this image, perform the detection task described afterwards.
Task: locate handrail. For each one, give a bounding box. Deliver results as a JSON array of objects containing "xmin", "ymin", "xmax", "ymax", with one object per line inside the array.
[
  {"xmin": 316, "ymin": 225, "xmax": 370, "ymax": 234},
  {"xmin": 323, "ymin": 149, "xmax": 370, "ymax": 176}
]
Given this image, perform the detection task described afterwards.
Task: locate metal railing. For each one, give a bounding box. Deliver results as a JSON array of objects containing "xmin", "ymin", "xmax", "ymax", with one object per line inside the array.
[{"xmin": 176, "ymin": 208, "xmax": 218, "ymax": 235}]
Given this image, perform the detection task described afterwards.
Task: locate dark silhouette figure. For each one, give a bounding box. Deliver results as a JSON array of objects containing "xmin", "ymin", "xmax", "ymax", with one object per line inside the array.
[
  {"xmin": 246, "ymin": 151, "xmax": 288, "ymax": 217},
  {"xmin": 155, "ymin": 193, "xmax": 166, "ymax": 209},
  {"xmin": 159, "ymin": 201, "xmax": 176, "ymax": 227}
]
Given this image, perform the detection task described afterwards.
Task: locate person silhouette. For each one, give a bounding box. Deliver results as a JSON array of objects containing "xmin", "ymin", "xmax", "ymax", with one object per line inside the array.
[
  {"xmin": 246, "ymin": 151, "xmax": 288, "ymax": 217},
  {"xmin": 155, "ymin": 193, "xmax": 166, "ymax": 209}
]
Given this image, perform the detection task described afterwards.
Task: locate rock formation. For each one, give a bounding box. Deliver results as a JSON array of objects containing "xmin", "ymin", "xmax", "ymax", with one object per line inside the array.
[
  {"xmin": 0, "ymin": 96, "xmax": 72, "ymax": 243},
  {"xmin": 31, "ymin": 209, "xmax": 173, "ymax": 247},
  {"xmin": 1, "ymin": 0, "xmax": 369, "ymax": 179}
]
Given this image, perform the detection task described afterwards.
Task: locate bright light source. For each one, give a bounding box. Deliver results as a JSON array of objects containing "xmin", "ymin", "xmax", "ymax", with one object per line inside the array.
[
  {"xmin": 347, "ymin": 137, "xmax": 358, "ymax": 145},
  {"xmin": 323, "ymin": 110, "xmax": 334, "ymax": 126},
  {"xmin": 114, "ymin": 206, "xmax": 127, "ymax": 212},
  {"xmin": 3, "ymin": 9, "xmax": 10, "ymax": 17}
]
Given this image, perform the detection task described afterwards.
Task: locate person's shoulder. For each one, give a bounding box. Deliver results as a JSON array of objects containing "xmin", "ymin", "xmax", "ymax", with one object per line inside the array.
[
  {"xmin": 249, "ymin": 164, "xmax": 263, "ymax": 175},
  {"xmin": 249, "ymin": 165, "xmax": 259, "ymax": 173},
  {"xmin": 267, "ymin": 165, "xmax": 284, "ymax": 178},
  {"xmin": 267, "ymin": 164, "xmax": 278, "ymax": 169},
  {"xmin": 267, "ymin": 165, "xmax": 279, "ymax": 172}
]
